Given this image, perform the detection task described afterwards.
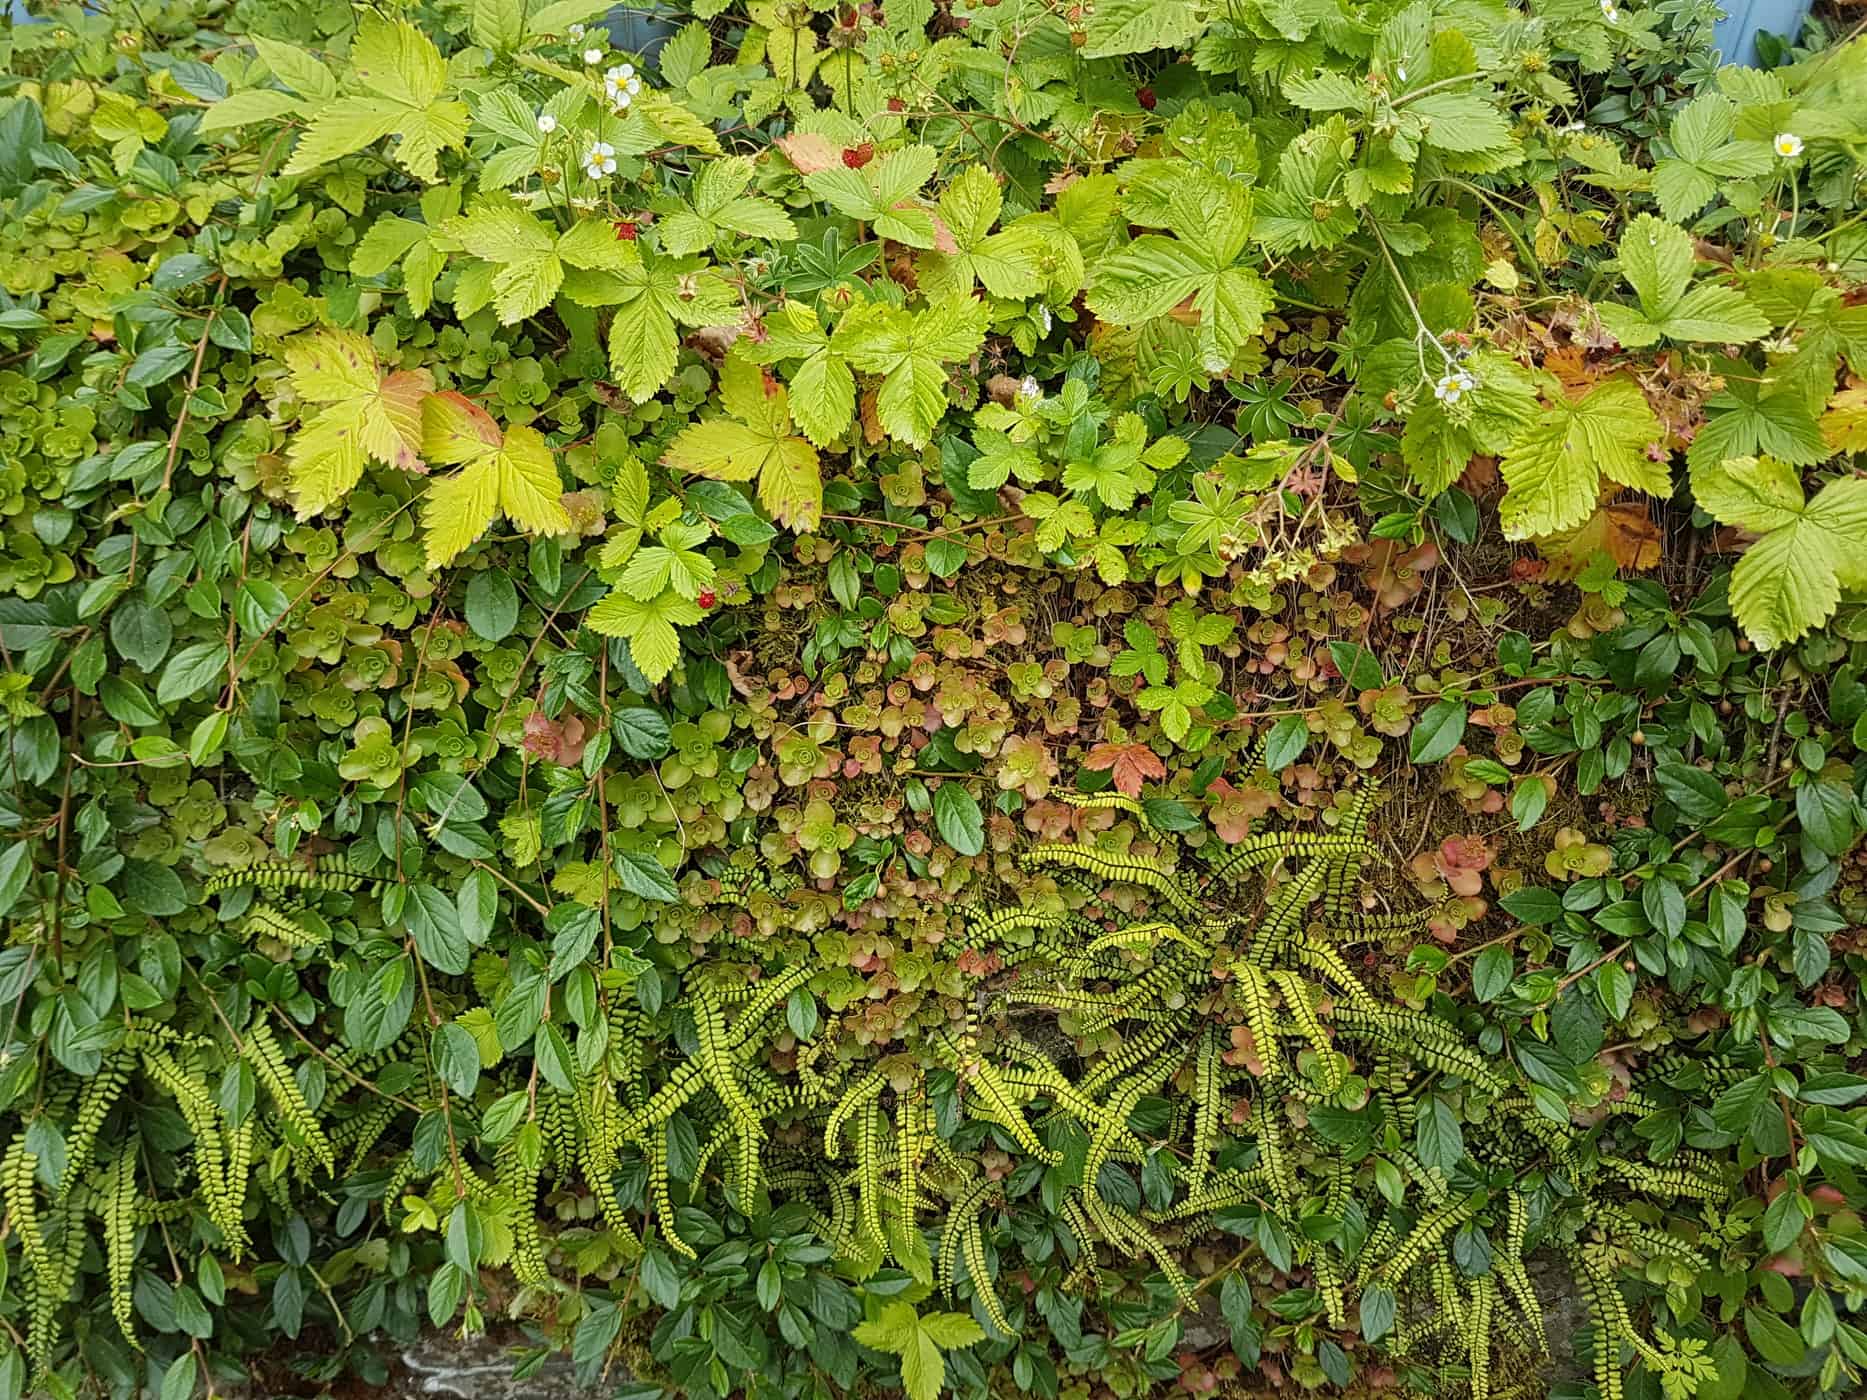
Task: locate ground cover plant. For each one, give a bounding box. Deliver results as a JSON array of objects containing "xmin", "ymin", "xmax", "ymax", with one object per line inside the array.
[{"xmin": 1, "ymin": 1, "xmax": 1866, "ymax": 1398}]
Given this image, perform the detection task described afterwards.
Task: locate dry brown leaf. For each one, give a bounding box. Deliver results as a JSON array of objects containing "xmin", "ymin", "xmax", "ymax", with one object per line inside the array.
[
  {"xmin": 1539, "ymin": 499, "xmax": 1662, "ymax": 578},
  {"xmin": 1821, "ymin": 377, "xmax": 1867, "ymax": 453},
  {"xmin": 773, "ymin": 132, "xmax": 838, "ymax": 174}
]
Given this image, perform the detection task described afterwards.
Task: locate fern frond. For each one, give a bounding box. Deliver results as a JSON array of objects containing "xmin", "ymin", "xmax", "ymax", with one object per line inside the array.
[
  {"xmin": 205, "ymin": 860, "xmax": 379, "ymax": 893},
  {"xmin": 103, "ymin": 1142, "xmax": 140, "ymax": 1349},
  {"xmin": 245, "ymin": 1020, "xmax": 335, "ymax": 1174},
  {"xmin": 1022, "ymin": 844, "xmax": 1202, "ymax": 916}
]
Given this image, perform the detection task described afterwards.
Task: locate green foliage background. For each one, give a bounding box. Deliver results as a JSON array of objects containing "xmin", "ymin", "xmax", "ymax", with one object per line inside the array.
[{"xmin": 1, "ymin": 1, "xmax": 1866, "ymax": 1399}]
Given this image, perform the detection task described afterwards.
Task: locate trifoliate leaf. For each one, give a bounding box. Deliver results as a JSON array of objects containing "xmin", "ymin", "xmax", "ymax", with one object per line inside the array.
[
  {"xmin": 803, "ymin": 146, "xmax": 940, "ymax": 248},
  {"xmin": 561, "ymin": 243, "xmax": 735, "ymax": 402},
  {"xmin": 283, "ymin": 15, "xmax": 466, "ymax": 182},
  {"xmin": 741, "ymin": 300, "xmax": 857, "ymax": 448},
  {"xmin": 1088, "ymin": 171, "xmax": 1270, "ymax": 361},
  {"xmin": 1397, "ymin": 352, "xmax": 1539, "ymax": 496},
  {"xmin": 284, "ymin": 329, "xmax": 430, "ymax": 518},
  {"xmin": 422, "ymin": 424, "xmax": 572, "ymax": 568},
  {"xmin": 662, "ymin": 351, "xmax": 821, "ymax": 531},
  {"xmin": 918, "ymin": 165, "xmax": 1045, "ymax": 300},
  {"xmin": 1256, "ymin": 117, "xmax": 1360, "ymax": 254},
  {"xmin": 656, "ymin": 154, "xmax": 797, "ymax": 255},
  {"xmin": 1595, "ymin": 214, "xmax": 1769, "ymax": 347},
  {"xmin": 1691, "ymin": 459, "xmax": 1867, "ymax": 649},
  {"xmin": 1651, "ymin": 94, "xmax": 1771, "ymax": 222},
  {"xmin": 1499, "ymin": 377, "xmax": 1666, "ymax": 540},
  {"xmin": 447, "ymin": 203, "xmax": 561, "ymax": 323},
  {"xmin": 1686, "ymin": 361, "xmax": 1833, "ymax": 470},
  {"xmin": 839, "ymin": 297, "xmax": 990, "ymax": 448},
  {"xmin": 585, "ymin": 588, "xmax": 702, "ymax": 683}
]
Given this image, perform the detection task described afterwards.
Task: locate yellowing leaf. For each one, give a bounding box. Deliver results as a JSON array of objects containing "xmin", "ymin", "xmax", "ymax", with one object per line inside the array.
[
  {"xmin": 421, "ymin": 391, "xmax": 503, "ymax": 465},
  {"xmin": 663, "ymin": 353, "xmax": 821, "ymax": 530},
  {"xmin": 282, "ymin": 16, "xmax": 466, "ymax": 183},
  {"xmin": 1538, "ymin": 501, "xmax": 1664, "ymax": 579},
  {"xmin": 1498, "ymin": 377, "xmax": 1665, "ymax": 540},
  {"xmin": 284, "ymin": 330, "xmax": 430, "ymax": 518},
  {"xmin": 422, "ymin": 424, "xmax": 572, "ymax": 568},
  {"xmin": 1822, "ymin": 379, "xmax": 1867, "ymax": 454}
]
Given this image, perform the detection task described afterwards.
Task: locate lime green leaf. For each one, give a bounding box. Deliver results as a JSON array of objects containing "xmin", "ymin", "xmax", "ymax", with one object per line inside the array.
[
  {"xmin": 282, "ymin": 16, "xmax": 465, "ymax": 182},
  {"xmin": 198, "ymin": 88, "xmax": 303, "ymax": 133},
  {"xmin": 1596, "ymin": 215, "xmax": 1769, "ymax": 347},
  {"xmin": 840, "ymin": 298, "xmax": 989, "ymax": 448},
  {"xmin": 249, "ymin": 34, "xmax": 338, "ymax": 101},
  {"xmin": 422, "ymin": 424, "xmax": 572, "ymax": 568},
  {"xmin": 1695, "ymin": 466, "xmax": 1867, "ymax": 649},
  {"xmin": 919, "ymin": 165, "xmax": 1044, "ymax": 300},
  {"xmin": 585, "ymin": 588, "xmax": 702, "ymax": 683},
  {"xmin": 284, "ymin": 329, "xmax": 431, "ymax": 517},
  {"xmin": 1499, "ymin": 377, "xmax": 1665, "ymax": 540},
  {"xmin": 804, "ymin": 146, "xmax": 939, "ymax": 247},
  {"xmin": 663, "ymin": 352, "xmax": 820, "ymax": 530},
  {"xmin": 1688, "ymin": 453, "xmax": 1805, "ymax": 533}
]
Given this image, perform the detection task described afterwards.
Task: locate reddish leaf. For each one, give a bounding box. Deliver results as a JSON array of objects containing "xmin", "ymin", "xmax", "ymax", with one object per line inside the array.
[{"xmin": 1084, "ymin": 742, "xmax": 1166, "ymax": 797}]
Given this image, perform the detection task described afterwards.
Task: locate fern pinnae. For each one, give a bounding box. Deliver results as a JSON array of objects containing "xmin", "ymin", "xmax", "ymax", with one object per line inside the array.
[
  {"xmin": 1188, "ymin": 1025, "xmax": 1222, "ymax": 1192},
  {"xmin": 853, "ymin": 1098, "xmax": 887, "ymax": 1250},
  {"xmin": 246, "ymin": 1019, "xmax": 336, "ymax": 1174},
  {"xmin": 103, "ymin": 1142, "xmax": 141, "ymax": 1349},
  {"xmin": 205, "ymin": 860, "xmax": 378, "ymax": 894},
  {"xmin": 1022, "ymin": 843, "xmax": 1202, "ymax": 916},
  {"xmin": 960, "ymin": 1211, "xmax": 1016, "ymax": 1337},
  {"xmin": 895, "ymin": 1091, "xmax": 925, "ymax": 1239},
  {"xmin": 824, "ymin": 1070, "xmax": 886, "ymax": 1158},
  {"xmin": 646, "ymin": 1132, "xmax": 694, "ymax": 1260},
  {"xmin": 58, "ymin": 1052, "xmax": 131, "ymax": 1200}
]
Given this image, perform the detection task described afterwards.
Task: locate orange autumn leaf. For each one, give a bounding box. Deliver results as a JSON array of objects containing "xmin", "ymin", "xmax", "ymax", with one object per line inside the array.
[
  {"xmin": 1822, "ymin": 377, "xmax": 1867, "ymax": 453},
  {"xmin": 1084, "ymin": 741, "xmax": 1166, "ymax": 796},
  {"xmin": 1538, "ymin": 499, "xmax": 1663, "ymax": 579}
]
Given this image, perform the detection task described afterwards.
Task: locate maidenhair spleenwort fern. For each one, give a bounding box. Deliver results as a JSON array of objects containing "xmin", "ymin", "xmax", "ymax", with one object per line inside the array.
[{"xmin": 1, "ymin": 811, "xmax": 1739, "ymax": 1394}]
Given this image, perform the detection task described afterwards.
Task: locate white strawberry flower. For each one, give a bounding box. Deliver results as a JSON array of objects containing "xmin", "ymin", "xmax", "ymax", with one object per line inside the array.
[
  {"xmin": 583, "ymin": 141, "xmax": 617, "ymax": 179},
  {"xmin": 583, "ymin": 47, "xmax": 605, "ymax": 64},
  {"xmin": 1434, "ymin": 368, "xmax": 1478, "ymax": 404},
  {"xmin": 1600, "ymin": 0, "xmax": 1619, "ymax": 19},
  {"xmin": 1774, "ymin": 132, "xmax": 1804, "ymax": 158},
  {"xmin": 1018, "ymin": 376, "xmax": 1042, "ymax": 403},
  {"xmin": 566, "ymin": 23, "xmax": 584, "ymax": 39},
  {"xmin": 605, "ymin": 66, "xmax": 644, "ymax": 112},
  {"xmin": 536, "ymin": 112, "xmax": 557, "ymax": 134}
]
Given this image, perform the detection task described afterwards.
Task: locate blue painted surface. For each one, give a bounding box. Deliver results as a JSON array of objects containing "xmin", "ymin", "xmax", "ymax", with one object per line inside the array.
[
  {"xmin": 600, "ymin": 2, "xmax": 680, "ymax": 59},
  {"xmin": 1713, "ymin": 0, "xmax": 1813, "ymax": 65}
]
